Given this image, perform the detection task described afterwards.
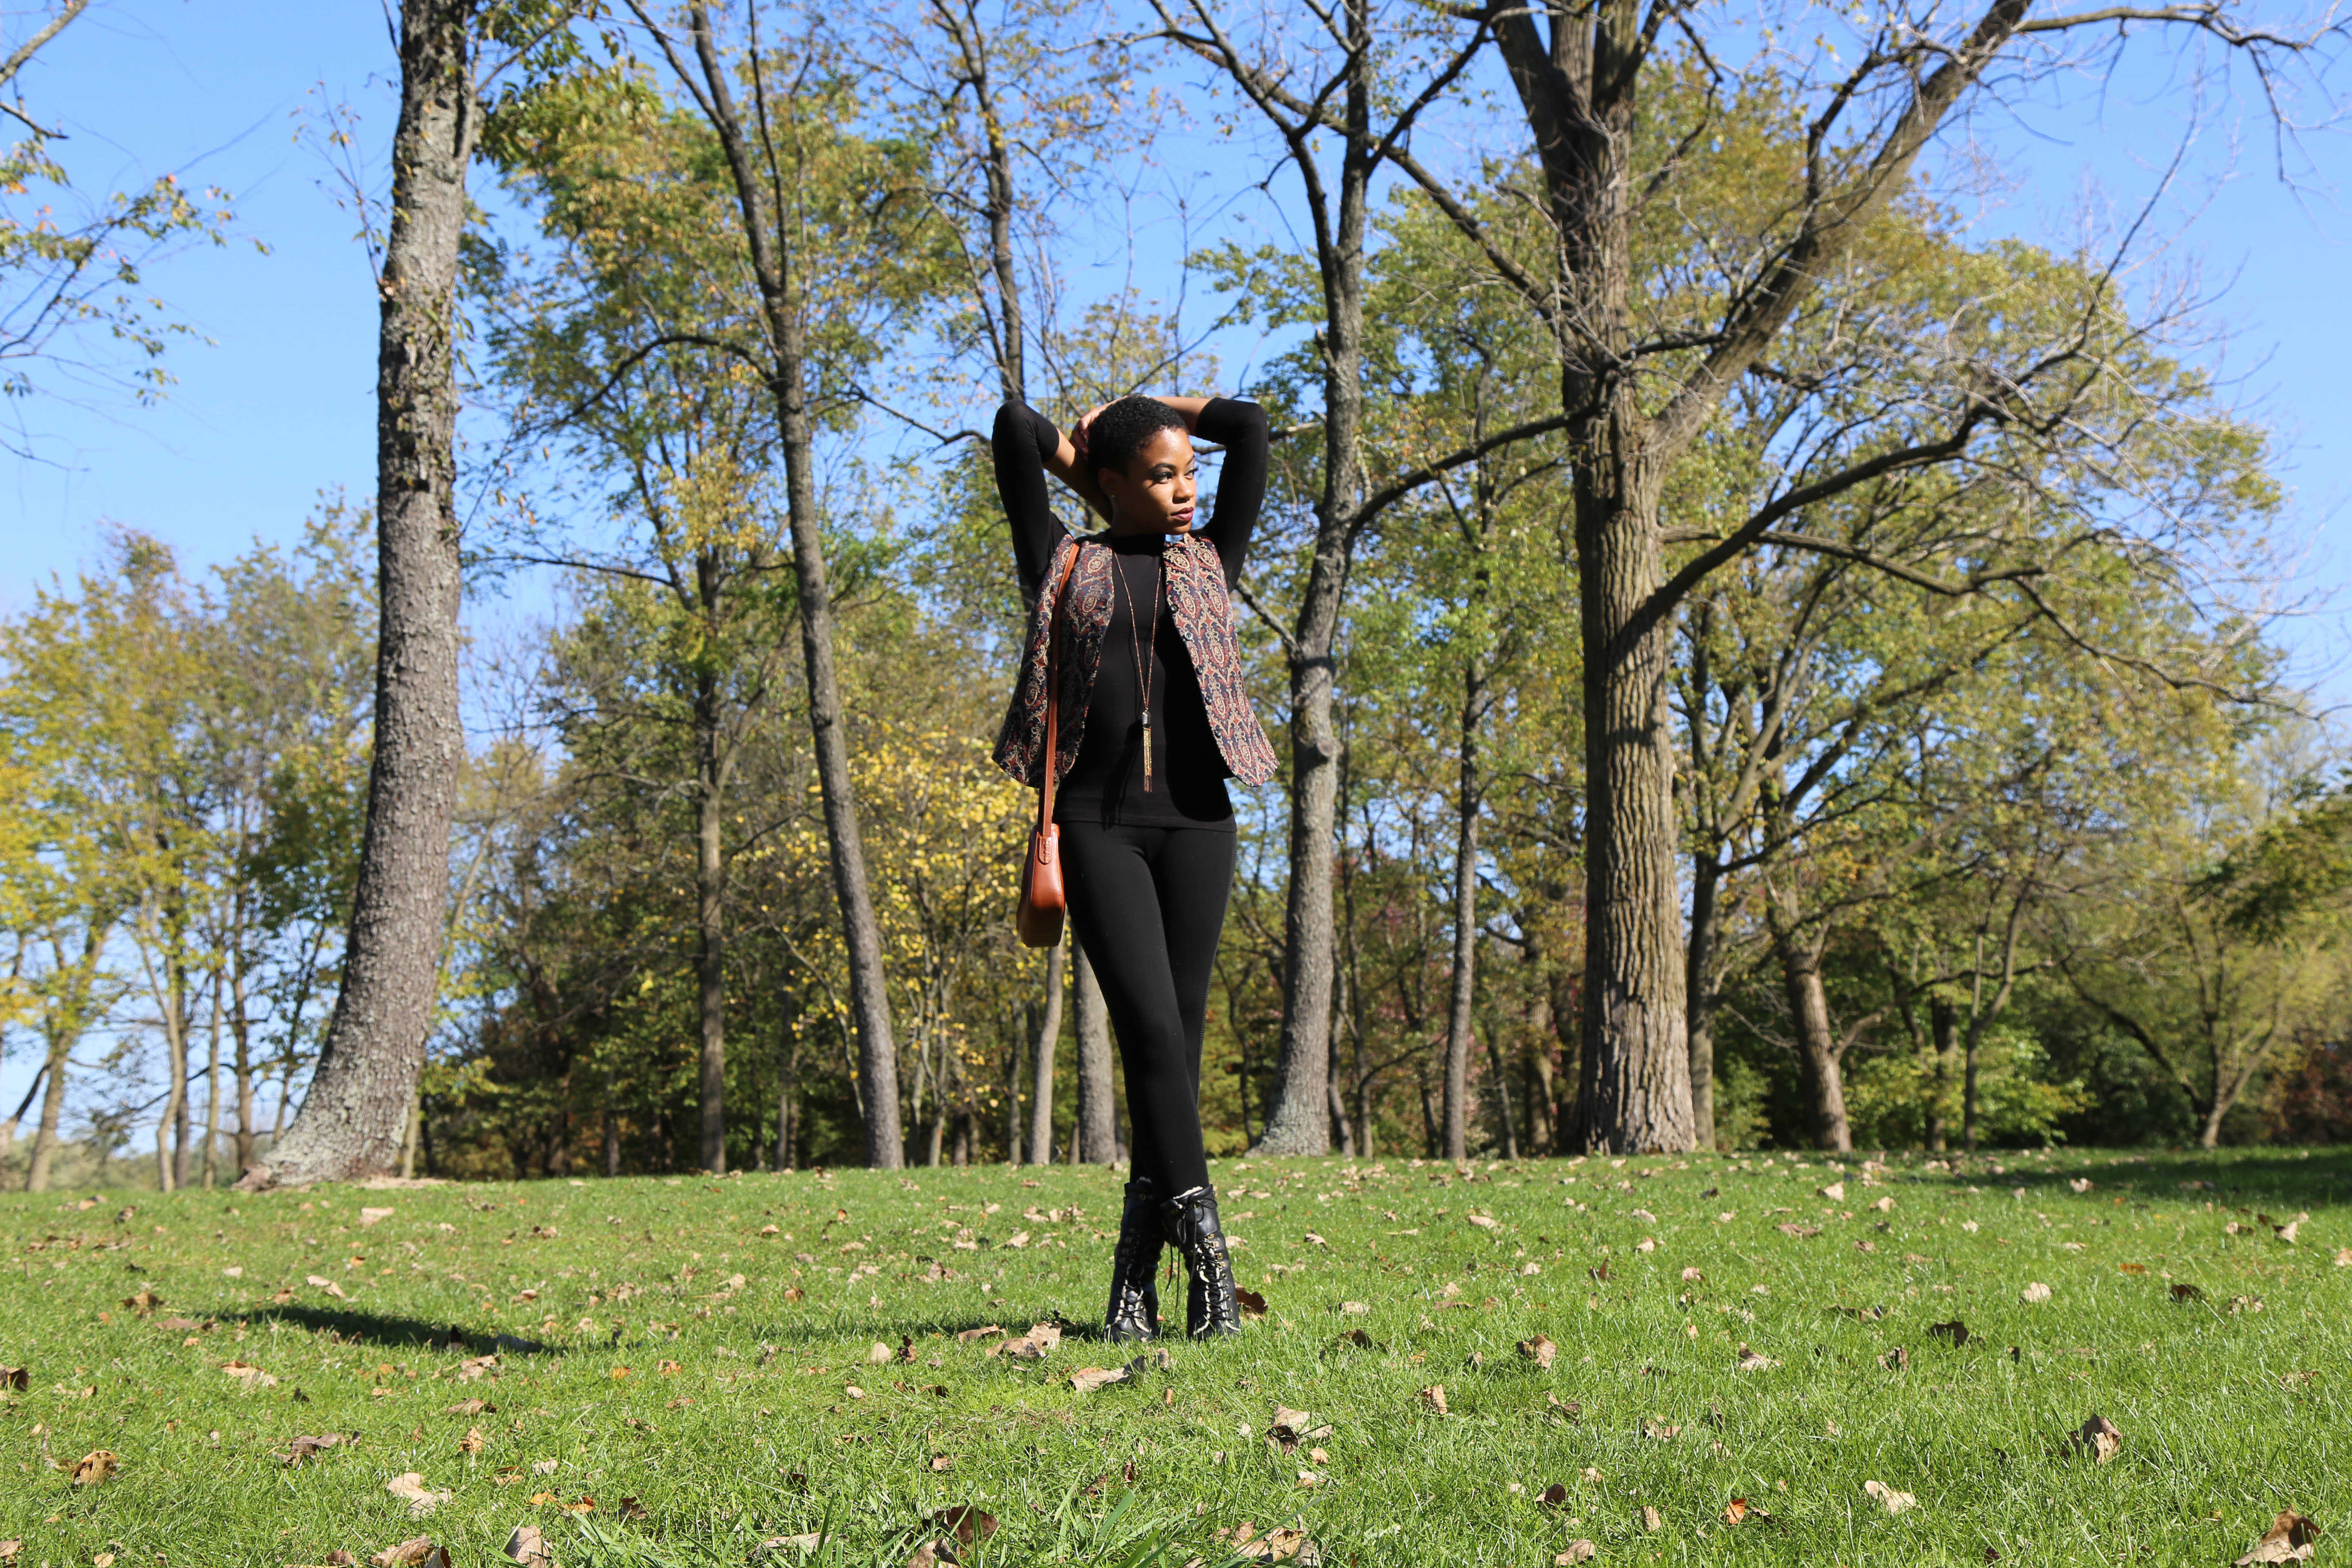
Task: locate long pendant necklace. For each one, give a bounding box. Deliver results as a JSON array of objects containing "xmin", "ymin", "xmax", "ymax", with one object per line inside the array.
[{"xmin": 1115, "ymin": 550, "xmax": 1165, "ymax": 792}]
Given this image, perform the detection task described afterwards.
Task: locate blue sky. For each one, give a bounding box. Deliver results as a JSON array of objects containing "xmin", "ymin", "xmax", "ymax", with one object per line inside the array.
[{"xmin": 2, "ymin": 1, "xmax": 2347, "ymax": 1146}]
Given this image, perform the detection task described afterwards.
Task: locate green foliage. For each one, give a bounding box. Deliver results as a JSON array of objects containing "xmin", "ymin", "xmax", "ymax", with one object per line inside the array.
[{"xmin": 1843, "ymin": 1026, "xmax": 2089, "ymax": 1149}]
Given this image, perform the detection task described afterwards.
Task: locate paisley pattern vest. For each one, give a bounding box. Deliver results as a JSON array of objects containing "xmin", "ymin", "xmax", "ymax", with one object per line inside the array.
[{"xmin": 993, "ymin": 531, "xmax": 1277, "ymax": 791}]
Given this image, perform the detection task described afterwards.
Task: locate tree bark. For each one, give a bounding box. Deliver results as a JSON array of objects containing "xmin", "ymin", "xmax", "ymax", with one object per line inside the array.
[
  {"xmin": 673, "ymin": 2, "xmax": 902, "ymax": 1167},
  {"xmin": 1571, "ymin": 460, "xmax": 1695, "ymax": 1152},
  {"xmin": 250, "ymin": 0, "xmax": 473, "ymax": 1187},
  {"xmin": 694, "ymin": 668, "xmax": 728, "ymax": 1172},
  {"xmin": 1770, "ymin": 901, "xmax": 1850, "ymax": 1152},
  {"xmin": 201, "ymin": 970, "xmax": 223, "ymax": 1187},
  {"xmin": 1928, "ymin": 996, "xmax": 1956, "ymax": 1152},
  {"xmin": 230, "ymin": 964, "xmax": 256, "ymax": 1174},
  {"xmin": 1243, "ymin": 0, "xmax": 1375, "ymax": 1160},
  {"xmin": 1442, "ymin": 657, "xmax": 1483, "ymax": 1163},
  {"xmin": 1685, "ymin": 853, "xmax": 1727, "ymax": 1151},
  {"xmin": 1027, "ymin": 940, "xmax": 1064, "ymax": 1164},
  {"xmin": 1073, "ymin": 939, "xmax": 1118, "ymax": 1164},
  {"xmin": 26, "ymin": 1025, "xmax": 71, "ymax": 1193}
]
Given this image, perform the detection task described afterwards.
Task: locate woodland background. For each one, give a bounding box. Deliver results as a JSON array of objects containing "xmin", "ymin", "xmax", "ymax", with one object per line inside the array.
[{"xmin": 4, "ymin": 0, "xmax": 2352, "ymax": 1192}]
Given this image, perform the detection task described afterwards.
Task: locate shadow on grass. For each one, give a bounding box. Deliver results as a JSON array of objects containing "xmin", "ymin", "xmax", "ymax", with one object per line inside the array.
[
  {"xmin": 1915, "ymin": 1146, "xmax": 2352, "ymax": 1207},
  {"xmin": 223, "ymin": 1302, "xmax": 564, "ymax": 1353}
]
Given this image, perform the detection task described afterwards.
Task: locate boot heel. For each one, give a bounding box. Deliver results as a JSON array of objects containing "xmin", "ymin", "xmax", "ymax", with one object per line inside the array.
[
  {"xmin": 1105, "ymin": 1178, "xmax": 1162, "ymax": 1341},
  {"xmin": 1158, "ymin": 1184, "xmax": 1240, "ymax": 1339}
]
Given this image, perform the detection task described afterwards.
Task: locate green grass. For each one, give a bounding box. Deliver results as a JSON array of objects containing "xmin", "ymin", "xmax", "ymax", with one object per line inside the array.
[{"xmin": 2, "ymin": 1146, "xmax": 2347, "ymax": 1567}]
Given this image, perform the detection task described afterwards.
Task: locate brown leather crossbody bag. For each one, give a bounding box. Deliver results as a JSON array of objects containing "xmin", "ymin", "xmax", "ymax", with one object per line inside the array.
[{"xmin": 1016, "ymin": 544, "xmax": 1082, "ymax": 948}]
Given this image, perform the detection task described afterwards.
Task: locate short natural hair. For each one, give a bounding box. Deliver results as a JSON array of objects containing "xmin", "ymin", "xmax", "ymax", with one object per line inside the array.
[{"xmin": 1083, "ymin": 395, "xmax": 1188, "ymax": 479}]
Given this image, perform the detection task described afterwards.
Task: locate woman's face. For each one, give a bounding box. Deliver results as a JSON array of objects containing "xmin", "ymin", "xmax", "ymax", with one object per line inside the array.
[{"xmin": 1102, "ymin": 427, "xmax": 1198, "ymax": 534}]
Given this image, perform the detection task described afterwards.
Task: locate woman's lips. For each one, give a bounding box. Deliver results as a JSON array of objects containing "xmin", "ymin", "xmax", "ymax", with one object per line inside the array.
[{"xmin": 1170, "ymin": 508, "xmax": 1196, "ymax": 525}]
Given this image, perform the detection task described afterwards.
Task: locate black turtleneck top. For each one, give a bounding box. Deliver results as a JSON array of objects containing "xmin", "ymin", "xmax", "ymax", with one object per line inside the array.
[{"xmin": 992, "ymin": 396, "xmax": 1270, "ymax": 830}]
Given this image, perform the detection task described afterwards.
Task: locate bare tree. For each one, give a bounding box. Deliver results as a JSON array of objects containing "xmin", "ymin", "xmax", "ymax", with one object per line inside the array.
[
  {"xmin": 1152, "ymin": 0, "xmax": 1570, "ymax": 1154},
  {"xmin": 622, "ymin": 0, "xmax": 915, "ymax": 1165},
  {"xmin": 244, "ymin": 0, "xmax": 481, "ymax": 1187}
]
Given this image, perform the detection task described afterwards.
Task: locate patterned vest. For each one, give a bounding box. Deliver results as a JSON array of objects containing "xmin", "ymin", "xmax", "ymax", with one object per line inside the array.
[{"xmin": 992, "ymin": 531, "xmax": 1277, "ymax": 791}]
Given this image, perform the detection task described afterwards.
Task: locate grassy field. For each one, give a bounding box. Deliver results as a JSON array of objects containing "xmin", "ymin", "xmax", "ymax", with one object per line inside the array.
[{"xmin": 1, "ymin": 1146, "xmax": 2346, "ymax": 1567}]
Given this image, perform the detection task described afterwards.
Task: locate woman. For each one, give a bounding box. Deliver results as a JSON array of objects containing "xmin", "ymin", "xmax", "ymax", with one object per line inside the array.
[{"xmin": 991, "ymin": 389, "xmax": 1274, "ymax": 1341}]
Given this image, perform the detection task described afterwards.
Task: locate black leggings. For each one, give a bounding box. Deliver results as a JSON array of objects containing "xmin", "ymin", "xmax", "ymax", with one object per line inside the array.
[{"xmin": 1060, "ymin": 821, "xmax": 1236, "ymax": 1198}]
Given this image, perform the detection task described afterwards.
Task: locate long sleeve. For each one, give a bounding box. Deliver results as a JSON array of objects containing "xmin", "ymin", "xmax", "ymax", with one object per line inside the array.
[
  {"xmin": 1194, "ymin": 397, "xmax": 1269, "ymax": 590},
  {"xmin": 993, "ymin": 399, "xmax": 1070, "ymax": 601}
]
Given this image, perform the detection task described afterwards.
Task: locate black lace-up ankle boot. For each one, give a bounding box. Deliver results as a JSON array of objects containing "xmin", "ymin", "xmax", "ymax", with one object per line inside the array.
[
  {"xmin": 1157, "ymin": 1183, "xmax": 1241, "ymax": 1339},
  {"xmin": 1104, "ymin": 1177, "xmax": 1163, "ymax": 1341}
]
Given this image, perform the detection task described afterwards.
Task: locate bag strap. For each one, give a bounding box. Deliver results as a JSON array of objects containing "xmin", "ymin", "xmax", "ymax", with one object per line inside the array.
[{"xmin": 1038, "ymin": 537, "xmax": 1082, "ymax": 829}]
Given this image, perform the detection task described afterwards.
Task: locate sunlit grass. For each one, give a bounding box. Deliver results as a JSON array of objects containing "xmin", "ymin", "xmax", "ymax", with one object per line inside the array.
[{"xmin": 2, "ymin": 1145, "xmax": 2346, "ymax": 1566}]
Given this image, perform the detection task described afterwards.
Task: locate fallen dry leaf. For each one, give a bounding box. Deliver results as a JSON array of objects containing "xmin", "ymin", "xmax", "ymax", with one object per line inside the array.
[
  {"xmin": 360, "ymin": 1207, "xmax": 395, "ymax": 1227},
  {"xmin": 279, "ymin": 1433, "xmax": 348, "ymax": 1468},
  {"xmin": 1820, "ymin": 1181, "xmax": 1846, "ymax": 1201},
  {"xmin": 1229, "ymin": 1525, "xmax": 1318, "ymax": 1563},
  {"xmin": 1929, "ymin": 1320, "xmax": 1971, "ymax": 1348},
  {"xmin": 1736, "ymin": 1343, "xmax": 1780, "ymax": 1372},
  {"xmin": 1880, "ymin": 1346, "xmax": 1910, "ymax": 1371},
  {"xmin": 445, "ymin": 1399, "xmax": 490, "ymax": 1416},
  {"xmin": 990, "ymin": 1322, "xmax": 1062, "ymax": 1360},
  {"xmin": 1642, "ymin": 1419, "xmax": 1682, "ymax": 1441},
  {"xmin": 121, "ymin": 1288, "xmax": 163, "ymax": 1316},
  {"xmin": 1069, "ymin": 1365, "xmax": 1130, "ymax": 1393},
  {"xmin": 386, "ymin": 1472, "xmax": 452, "ymax": 1517},
  {"xmin": 1681, "ymin": 1267, "xmax": 1705, "ymax": 1283},
  {"xmin": 221, "ymin": 1359, "xmax": 279, "ymax": 1390},
  {"xmin": 1236, "ymin": 1287, "xmax": 1269, "ymax": 1319},
  {"xmin": 504, "ymin": 1525, "xmax": 553, "ymax": 1567},
  {"xmin": 69, "ymin": 1450, "xmax": 116, "ymax": 1486},
  {"xmin": 1418, "ymin": 1384, "xmax": 1448, "ymax": 1415},
  {"xmin": 866, "ymin": 1342, "xmax": 893, "ymax": 1365},
  {"xmin": 1864, "ymin": 1479, "xmax": 1917, "ymax": 1514},
  {"xmin": 955, "ymin": 1325, "xmax": 1003, "ymax": 1345},
  {"xmin": 1555, "ymin": 1544, "xmax": 1597, "ymax": 1565},
  {"xmin": 369, "ymin": 1540, "xmax": 449, "ymax": 1568},
  {"xmin": 2070, "ymin": 1414, "xmax": 2123, "ymax": 1463},
  {"xmin": 932, "ymin": 1506, "xmax": 998, "ymax": 1545},
  {"xmin": 2021, "ymin": 1282, "xmax": 2053, "ymax": 1303},
  {"xmin": 2334, "ymin": 1247, "xmax": 2351, "ymax": 1267},
  {"xmin": 460, "ymin": 1426, "xmax": 486, "ymax": 1456},
  {"xmin": 1724, "ymin": 1497, "xmax": 1775, "ymax": 1525},
  {"xmin": 0, "ymin": 1539, "xmax": 20, "ymax": 1562},
  {"xmin": 2171, "ymin": 1283, "xmax": 2207, "ymax": 1303},
  {"xmin": 2234, "ymin": 1509, "xmax": 2319, "ymax": 1565},
  {"xmin": 0, "ymin": 1367, "xmax": 26, "ymax": 1391},
  {"xmin": 754, "ymin": 1535, "xmax": 823, "ymax": 1558},
  {"xmin": 1639, "ymin": 1504, "xmax": 1664, "ymax": 1532},
  {"xmin": 1540, "ymin": 1483, "xmax": 1570, "ymax": 1509},
  {"xmin": 1517, "ymin": 1334, "xmax": 1558, "ymax": 1370}
]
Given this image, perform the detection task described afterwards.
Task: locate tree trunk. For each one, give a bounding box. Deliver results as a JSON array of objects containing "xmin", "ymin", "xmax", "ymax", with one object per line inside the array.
[
  {"xmin": 26, "ymin": 1027, "xmax": 71, "ymax": 1193},
  {"xmin": 1572, "ymin": 464, "xmax": 1695, "ymax": 1152},
  {"xmin": 252, "ymin": 0, "xmax": 472, "ymax": 1187},
  {"xmin": 1073, "ymin": 940, "xmax": 1118, "ymax": 1165},
  {"xmin": 1027, "ymin": 941, "xmax": 1064, "ymax": 1164},
  {"xmin": 1685, "ymin": 853, "xmax": 1725, "ymax": 1151},
  {"xmin": 399, "ymin": 1080, "xmax": 423, "ymax": 1178},
  {"xmin": 695, "ymin": 673, "xmax": 728, "ymax": 1172},
  {"xmin": 1249, "ymin": 1, "xmax": 1374, "ymax": 1160},
  {"xmin": 1483, "ymin": 1029, "xmax": 1519, "ymax": 1161},
  {"xmin": 1927, "ymin": 996, "xmax": 1956, "ymax": 1152},
  {"xmin": 775, "ymin": 1035, "xmax": 798, "ymax": 1171},
  {"xmin": 1963, "ymin": 1024, "xmax": 1982, "ymax": 1151},
  {"xmin": 1771, "ymin": 905, "xmax": 1850, "ymax": 1152},
  {"xmin": 231, "ymin": 967, "xmax": 256, "ymax": 1175},
  {"xmin": 1441, "ymin": 659, "xmax": 1482, "ymax": 1163},
  {"xmin": 201, "ymin": 970, "xmax": 223, "ymax": 1187},
  {"xmin": 681, "ymin": 3, "xmax": 902, "ymax": 1168}
]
